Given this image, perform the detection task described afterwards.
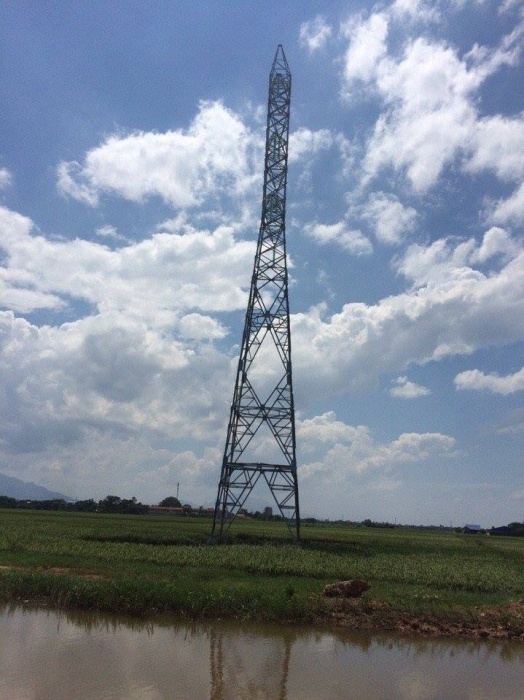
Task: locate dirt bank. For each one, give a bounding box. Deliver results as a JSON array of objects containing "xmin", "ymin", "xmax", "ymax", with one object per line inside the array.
[{"xmin": 316, "ymin": 597, "xmax": 524, "ymax": 641}]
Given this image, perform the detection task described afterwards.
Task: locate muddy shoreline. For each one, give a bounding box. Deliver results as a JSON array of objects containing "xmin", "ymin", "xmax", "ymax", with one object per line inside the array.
[
  {"xmin": 2, "ymin": 575, "xmax": 523, "ymax": 642},
  {"xmin": 316, "ymin": 597, "xmax": 524, "ymax": 641}
]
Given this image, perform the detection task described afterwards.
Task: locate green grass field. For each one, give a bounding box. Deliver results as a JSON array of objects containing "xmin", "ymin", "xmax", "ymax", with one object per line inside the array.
[{"xmin": 1, "ymin": 510, "xmax": 523, "ymax": 636}]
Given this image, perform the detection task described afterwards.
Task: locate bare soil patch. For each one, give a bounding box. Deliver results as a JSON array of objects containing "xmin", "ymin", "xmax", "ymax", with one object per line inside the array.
[{"xmin": 317, "ymin": 597, "xmax": 524, "ymax": 641}]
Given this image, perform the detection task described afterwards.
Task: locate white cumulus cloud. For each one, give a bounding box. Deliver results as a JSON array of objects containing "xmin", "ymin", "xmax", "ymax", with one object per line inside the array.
[
  {"xmin": 490, "ymin": 181, "xmax": 524, "ymax": 226},
  {"xmin": 94, "ymin": 224, "xmax": 128, "ymax": 243},
  {"xmin": 292, "ymin": 232, "xmax": 524, "ymax": 397},
  {"xmin": 396, "ymin": 227, "xmax": 522, "ymax": 287},
  {"xmin": 466, "ymin": 115, "xmax": 524, "ymax": 182},
  {"xmin": 0, "ymin": 205, "xmax": 254, "ymax": 319},
  {"xmin": 390, "ymin": 376, "xmax": 431, "ymax": 398},
  {"xmin": 57, "ymin": 101, "xmax": 262, "ymax": 209},
  {"xmin": 471, "ymin": 227, "xmax": 519, "ymax": 264},
  {"xmin": 341, "ymin": 12, "xmax": 389, "ymax": 88},
  {"xmin": 338, "ymin": 5, "xmax": 523, "ymax": 193},
  {"xmin": 390, "ymin": 0, "xmax": 439, "ymax": 22},
  {"xmin": 454, "ymin": 367, "xmax": 524, "ymax": 394},
  {"xmin": 360, "ymin": 191, "xmax": 417, "ymax": 244},
  {"xmin": 299, "ymin": 411, "xmax": 455, "ymax": 479},
  {"xmin": 304, "ymin": 221, "xmax": 373, "ymax": 255},
  {"xmin": 299, "ymin": 16, "xmax": 332, "ymax": 52},
  {"xmin": 288, "ymin": 127, "xmax": 334, "ymax": 162},
  {"xmin": 0, "ymin": 168, "xmax": 13, "ymax": 189}
]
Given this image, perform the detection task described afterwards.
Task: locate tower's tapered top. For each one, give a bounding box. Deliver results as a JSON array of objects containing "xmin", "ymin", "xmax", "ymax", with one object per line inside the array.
[{"xmin": 271, "ymin": 44, "xmax": 290, "ymax": 76}]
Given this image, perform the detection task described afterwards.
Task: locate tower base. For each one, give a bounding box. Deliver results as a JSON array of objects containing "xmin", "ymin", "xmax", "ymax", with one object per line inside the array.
[{"xmin": 210, "ymin": 462, "xmax": 300, "ymax": 542}]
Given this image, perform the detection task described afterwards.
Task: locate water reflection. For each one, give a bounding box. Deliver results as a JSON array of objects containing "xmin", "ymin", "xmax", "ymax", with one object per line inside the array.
[
  {"xmin": 0, "ymin": 604, "xmax": 523, "ymax": 700},
  {"xmin": 209, "ymin": 624, "xmax": 294, "ymax": 699}
]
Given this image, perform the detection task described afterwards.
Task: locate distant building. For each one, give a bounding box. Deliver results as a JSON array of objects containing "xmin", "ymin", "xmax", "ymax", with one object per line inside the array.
[
  {"xmin": 489, "ymin": 526, "xmax": 511, "ymax": 536},
  {"xmin": 149, "ymin": 505, "xmax": 215, "ymax": 517},
  {"xmin": 264, "ymin": 506, "xmax": 273, "ymax": 519},
  {"xmin": 149, "ymin": 505, "xmax": 184, "ymax": 516},
  {"xmin": 463, "ymin": 524, "xmax": 483, "ymax": 534}
]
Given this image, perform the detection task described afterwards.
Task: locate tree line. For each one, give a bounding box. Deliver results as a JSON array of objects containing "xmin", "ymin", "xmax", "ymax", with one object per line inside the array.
[
  {"xmin": 0, "ymin": 494, "xmax": 522, "ymax": 535},
  {"xmin": 0, "ymin": 494, "xmax": 149, "ymax": 514}
]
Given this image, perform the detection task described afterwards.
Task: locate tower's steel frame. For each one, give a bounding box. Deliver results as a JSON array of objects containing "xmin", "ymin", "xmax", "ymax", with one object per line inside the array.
[{"xmin": 211, "ymin": 46, "xmax": 300, "ymax": 542}]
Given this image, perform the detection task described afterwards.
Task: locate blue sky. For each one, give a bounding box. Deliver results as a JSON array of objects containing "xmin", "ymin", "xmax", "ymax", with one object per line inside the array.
[{"xmin": 0, "ymin": 0, "xmax": 522, "ymax": 526}]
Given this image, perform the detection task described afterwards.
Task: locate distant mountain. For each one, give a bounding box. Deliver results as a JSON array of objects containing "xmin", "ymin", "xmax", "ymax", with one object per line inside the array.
[{"xmin": 0, "ymin": 473, "xmax": 73, "ymax": 501}]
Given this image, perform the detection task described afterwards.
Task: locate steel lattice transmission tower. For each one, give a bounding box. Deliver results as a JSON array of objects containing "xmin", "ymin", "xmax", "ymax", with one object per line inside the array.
[{"xmin": 210, "ymin": 46, "xmax": 300, "ymax": 542}]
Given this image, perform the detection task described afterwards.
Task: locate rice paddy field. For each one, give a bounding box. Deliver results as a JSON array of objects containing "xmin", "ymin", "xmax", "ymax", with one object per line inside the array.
[{"xmin": 1, "ymin": 510, "xmax": 523, "ymax": 638}]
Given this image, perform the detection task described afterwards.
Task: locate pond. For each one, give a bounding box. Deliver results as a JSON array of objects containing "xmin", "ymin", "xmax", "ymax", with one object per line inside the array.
[{"xmin": 0, "ymin": 605, "xmax": 522, "ymax": 699}]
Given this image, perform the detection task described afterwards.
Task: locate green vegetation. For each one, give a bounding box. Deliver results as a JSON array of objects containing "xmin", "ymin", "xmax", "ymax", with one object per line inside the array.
[
  {"xmin": 159, "ymin": 496, "xmax": 182, "ymax": 508},
  {"xmin": 0, "ymin": 510, "xmax": 523, "ymax": 637},
  {"xmin": 0, "ymin": 494, "xmax": 149, "ymax": 514}
]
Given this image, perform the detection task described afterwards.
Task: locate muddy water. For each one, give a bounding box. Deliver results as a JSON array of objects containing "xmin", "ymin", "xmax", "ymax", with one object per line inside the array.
[{"xmin": 0, "ymin": 605, "xmax": 523, "ymax": 700}]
